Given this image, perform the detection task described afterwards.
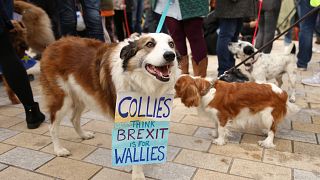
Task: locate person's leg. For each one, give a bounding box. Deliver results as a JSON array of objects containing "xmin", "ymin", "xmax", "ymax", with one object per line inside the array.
[
  {"xmin": 217, "ymin": 18, "xmax": 242, "ymax": 76},
  {"xmin": 261, "ymin": 4, "xmax": 281, "ymax": 53},
  {"xmin": 29, "ymin": 0, "xmax": 61, "ymax": 39},
  {"xmin": 105, "ymin": 16, "xmax": 115, "ymax": 42},
  {"xmin": 133, "ymin": 0, "xmax": 144, "ymax": 34},
  {"xmin": 0, "ymin": 31, "xmax": 44, "ymax": 129},
  {"xmin": 184, "ymin": 18, "xmax": 208, "ymax": 77},
  {"xmin": 126, "ymin": 11, "xmax": 133, "ymax": 36},
  {"xmin": 297, "ymin": 0, "xmax": 317, "ymax": 69},
  {"xmin": 255, "ymin": 11, "xmax": 265, "ymax": 49},
  {"xmin": 79, "ymin": 0, "xmax": 104, "ymax": 41},
  {"xmin": 165, "ymin": 17, "xmax": 188, "ymax": 73},
  {"xmin": 57, "ymin": 0, "xmax": 77, "ymax": 36},
  {"xmin": 114, "ymin": 10, "xmax": 125, "ymax": 41}
]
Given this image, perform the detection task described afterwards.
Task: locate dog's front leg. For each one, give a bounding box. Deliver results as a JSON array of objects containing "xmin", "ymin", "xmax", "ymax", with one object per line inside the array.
[
  {"xmin": 212, "ymin": 122, "xmax": 228, "ymax": 146},
  {"xmin": 132, "ymin": 165, "xmax": 145, "ymax": 180}
]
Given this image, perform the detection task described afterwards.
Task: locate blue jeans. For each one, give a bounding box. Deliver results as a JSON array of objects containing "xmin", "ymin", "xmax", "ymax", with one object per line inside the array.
[
  {"xmin": 58, "ymin": 0, "xmax": 104, "ymax": 41},
  {"xmin": 297, "ymin": 0, "xmax": 317, "ymax": 68},
  {"xmin": 132, "ymin": 0, "xmax": 144, "ymax": 34},
  {"xmin": 217, "ymin": 18, "xmax": 242, "ymax": 76}
]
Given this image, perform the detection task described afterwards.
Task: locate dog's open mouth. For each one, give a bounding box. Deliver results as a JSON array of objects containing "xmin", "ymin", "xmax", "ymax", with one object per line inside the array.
[{"xmin": 145, "ymin": 63, "xmax": 172, "ymax": 82}]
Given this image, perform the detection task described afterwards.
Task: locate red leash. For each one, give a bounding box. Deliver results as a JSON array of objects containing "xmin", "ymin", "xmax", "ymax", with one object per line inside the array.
[
  {"xmin": 123, "ymin": 0, "xmax": 131, "ymax": 37},
  {"xmin": 252, "ymin": 0, "xmax": 263, "ymax": 45}
]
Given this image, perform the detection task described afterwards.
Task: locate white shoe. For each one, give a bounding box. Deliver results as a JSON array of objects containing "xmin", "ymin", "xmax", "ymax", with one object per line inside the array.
[
  {"xmin": 301, "ymin": 73, "xmax": 320, "ymax": 87},
  {"xmin": 312, "ymin": 47, "xmax": 320, "ymax": 53}
]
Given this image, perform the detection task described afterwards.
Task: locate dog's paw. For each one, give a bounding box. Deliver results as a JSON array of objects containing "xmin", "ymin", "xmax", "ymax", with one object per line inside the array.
[
  {"xmin": 81, "ymin": 131, "xmax": 95, "ymax": 140},
  {"xmin": 212, "ymin": 138, "xmax": 226, "ymax": 146},
  {"xmin": 258, "ymin": 140, "xmax": 275, "ymax": 148},
  {"xmin": 55, "ymin": 147, "xmax": 71, "ymax": 157},
  {"xmin": 132, "ymin": 172, "xmax": 146, "ymax": 180}
]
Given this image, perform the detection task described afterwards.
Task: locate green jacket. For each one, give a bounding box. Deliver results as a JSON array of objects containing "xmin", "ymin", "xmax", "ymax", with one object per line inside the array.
[{"xmin": 154, "ymin": 0, "xmax": 208, "ymax": 20}]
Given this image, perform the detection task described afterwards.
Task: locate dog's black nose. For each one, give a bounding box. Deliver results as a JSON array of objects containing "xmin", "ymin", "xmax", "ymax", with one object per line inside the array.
[
  {"xmin": 163, "ymin": 51, "xmax": 175, "ymax": 62},
  {"xmin": 228, "ymin": 42, "xmax": 232, "ymax": 46}
]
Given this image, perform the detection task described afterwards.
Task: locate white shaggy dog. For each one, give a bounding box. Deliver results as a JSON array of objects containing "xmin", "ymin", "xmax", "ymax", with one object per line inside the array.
[
  {"xmin": 40, "ymin": 33, "xmax": 180, "ymax": 180},
  {"xmin": 228, "ymin": 40, "xmax": 297, "ymax": 103}
]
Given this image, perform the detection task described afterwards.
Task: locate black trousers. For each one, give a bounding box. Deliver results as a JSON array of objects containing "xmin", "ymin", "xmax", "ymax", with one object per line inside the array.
[
  {"xmin": 0, "ymin": 30, "xmax": 34, "ymax": 107},
  {"xmin": 114, "ymin": 10, "xmax": 132, "ymax": 41}
]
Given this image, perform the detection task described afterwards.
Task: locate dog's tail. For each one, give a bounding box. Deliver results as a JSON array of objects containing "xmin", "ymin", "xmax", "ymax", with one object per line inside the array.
[
  {"xmin": 286, "ymin": 101, "xmax": 300, "ymax": 116},
  {"xmin": 284, "ymin": 43, "xmax": 296, "ymax": 55},
  {"xmin": 14, "ymin": 0, "xmax": 55, "ymax": 53}
]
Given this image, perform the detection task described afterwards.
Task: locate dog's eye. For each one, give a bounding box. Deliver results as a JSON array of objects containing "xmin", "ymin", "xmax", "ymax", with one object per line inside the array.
[
  {"xmin": 168, "ymin": 41, "xmax": 174, "ymax": 48},
  {"xmin": 146, "ymin": 41, "xmax": 155, "ymax": 48}
]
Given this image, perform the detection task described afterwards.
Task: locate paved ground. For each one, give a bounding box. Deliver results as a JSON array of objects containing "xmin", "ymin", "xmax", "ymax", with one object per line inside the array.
[{"xmin": 0, "ymin": 40, "xmax": 320, "ymax": 180}]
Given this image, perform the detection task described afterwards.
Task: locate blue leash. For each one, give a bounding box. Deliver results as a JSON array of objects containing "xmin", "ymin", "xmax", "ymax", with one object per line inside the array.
[{"xmin": 155, "ymin": 0, "xmax": 172, "ymax": 33}]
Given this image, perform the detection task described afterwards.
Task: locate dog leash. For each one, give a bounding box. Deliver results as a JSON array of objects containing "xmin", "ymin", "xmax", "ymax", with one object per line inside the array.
[
  {"xmin": 252, "ymin": 0, "xmax": 263, "ymax": 45},
  {"xmin": 156, "ymin": 0, "xmax": 172, "ymax": 33},
  {"xmin": 218, "ymin": 5, "xmax": 320, "ymax": 81}
]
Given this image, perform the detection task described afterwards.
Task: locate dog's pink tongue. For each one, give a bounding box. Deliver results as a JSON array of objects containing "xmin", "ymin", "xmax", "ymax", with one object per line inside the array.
[{"xmin": 155, "ymin": 66, "xmax": 169, "ymax": 76}]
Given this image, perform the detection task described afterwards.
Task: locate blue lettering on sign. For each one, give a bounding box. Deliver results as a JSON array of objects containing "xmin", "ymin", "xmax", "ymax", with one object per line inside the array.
[
  {"xmin": 117, "ymin": 96, "xmax": 172, "ymax": 119},
  {"xmin": 118, "ymin": 96, "xmax": 132, "ymax": 118},
  {"xmin": 113, "ymin": 146, "xmax": 167, "ymax": 165}
]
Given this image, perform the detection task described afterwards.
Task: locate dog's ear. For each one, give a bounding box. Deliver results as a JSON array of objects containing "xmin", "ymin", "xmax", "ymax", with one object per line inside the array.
[
  {"xmin": 175, "ymin": 76, "xmax": 201, "ymax": 107},
  {"xmin": 175, "ymin": 49, "xmax": 181, "ymax": 62},
  {"xmin": 120, "ymin": 41, "xmax": 138, "ymax": 70},
  {"xmin": 194, "ymin": 78, "xmax": 212, "ymax": 96},
  {"xmin": 243, "ymin": 46, "xmax": 255, "ymax": 55}
]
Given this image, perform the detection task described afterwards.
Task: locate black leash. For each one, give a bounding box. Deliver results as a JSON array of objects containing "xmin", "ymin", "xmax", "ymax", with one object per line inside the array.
[{"xmin": 218, "ymin": 6, "xmax": 320, "ymax": 80}]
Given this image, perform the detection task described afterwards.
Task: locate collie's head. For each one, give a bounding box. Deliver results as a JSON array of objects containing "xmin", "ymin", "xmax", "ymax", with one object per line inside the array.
[
  {"xmin": 117, "ymin": 33, "xmax": 180, "ymax": 95},
  {"xmin": 174, "ymin": 75, "xmax": 212, "ymax": 107}
]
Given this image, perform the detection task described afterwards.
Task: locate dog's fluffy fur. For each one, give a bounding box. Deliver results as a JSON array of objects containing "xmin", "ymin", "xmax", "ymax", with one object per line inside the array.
[
  {"xmin": 14, "ymin": 0, "xmax": 55, "ymax": 53},
  {"xmin": 40, "ymin": 34, "xmax": 179, "ymax": 179},
  {"xmin": 228, "ymin": 40, "xmax": 297, "ymax": 102},
  {"xmin": 175, "ymin": 75, "xmax": 297, "ymax": 148}
]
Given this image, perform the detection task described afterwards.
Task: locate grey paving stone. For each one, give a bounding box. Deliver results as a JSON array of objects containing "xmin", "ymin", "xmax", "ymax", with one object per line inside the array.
[
  {"xmin": 276, "ymin": 129, "xmax": 317, "ymax": 144},
  {"xmin": 83, "ymin": 148, "xmax": 131, "ymax": 172},
  {"xmin": 167, "ymin": 146, "xmax": 180, "ymax": 162},
  {"xmin": 294, "ymin": 169, "xmax": 320, "ymax": 180},
  {"xmin": 60, "ymin": 117, "xmax": 92, "ymax": 127},
  {"xmin": 0, "ymin": 128, "xmax": 19, "ymax": 141},
  {"xmin": 194, "ymin": 127, "xmax": 242, "ymax": 144},
  {"xmin": 81, "ymin": 111, "xmax": 109, "ymax": 121},
  {"xmin": 144, "ymin": 162, "xmax": 196, "ymax": 180},
  {"xmin": 168, "ymin": 133, "xmax": 211, "ymax": 151},
  {"xmin": 279, "ymin": 118, "xmax": 292, "ymax": 129},
  {"xmin": 0, "ymin": 147, "xmax": 55, "ymax": 170},
  {"xmin": 0, "ymin": 163, "xmax": 8, "ymax": 171},
  {"xmin": 288, "ymin": 109, "xmax": 312, "ymax": 123}
]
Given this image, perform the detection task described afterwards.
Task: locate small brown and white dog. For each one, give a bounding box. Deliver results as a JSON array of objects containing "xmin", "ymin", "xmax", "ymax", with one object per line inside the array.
[
  {"xmin": 228, "ymin": 40, "xmax": 297, "ymax": 103},
  {"xmin": 175, "ymin": 75, "xmax": 298, "ymax": 148},
  {"xmin": 14, "ymin": 0, "xmax": 55, "ymax": 53},
  {"xmin": 40, "ymin": 34, "xmax": 179, "ymax": 179}
]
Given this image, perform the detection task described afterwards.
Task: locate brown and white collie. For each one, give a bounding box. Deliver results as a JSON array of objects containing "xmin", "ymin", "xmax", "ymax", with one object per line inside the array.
[{"xmin": 40, "ymin": 34, "xmax": 179, "ymax": 179}]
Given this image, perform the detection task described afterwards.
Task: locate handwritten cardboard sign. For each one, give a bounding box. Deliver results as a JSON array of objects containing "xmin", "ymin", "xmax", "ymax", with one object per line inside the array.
[{"xmin": 112, "ymin": 92, "xmax": 173, "ymax": 166}]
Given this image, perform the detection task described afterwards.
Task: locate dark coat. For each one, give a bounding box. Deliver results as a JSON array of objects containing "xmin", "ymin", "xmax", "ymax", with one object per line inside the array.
[
  {"xmin": 215, "ymin": 0, "xmax": 257, "ymax": 19},
  {"xmin": 262, "ymin": 0, "xmax": 281, "ymax": 11}
]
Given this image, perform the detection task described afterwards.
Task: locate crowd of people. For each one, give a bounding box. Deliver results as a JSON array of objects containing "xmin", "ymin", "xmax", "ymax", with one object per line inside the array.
[{"xmin": 1, "ymin": 0, "xmax": 320, "ymax": 129}]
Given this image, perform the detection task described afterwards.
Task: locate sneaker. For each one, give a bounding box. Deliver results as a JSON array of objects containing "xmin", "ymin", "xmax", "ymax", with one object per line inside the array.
[{"xmin": 301, "ymin": 73, "xmax": 320, "ymax": 87}]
